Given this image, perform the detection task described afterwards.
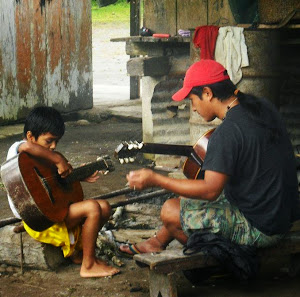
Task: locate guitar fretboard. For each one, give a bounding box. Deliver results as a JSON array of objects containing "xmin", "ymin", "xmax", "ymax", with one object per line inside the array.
[
  {"xmin": 64, "ymin": 158, "xmax": 114, "ymax": 183},
  {"xmin": 140, "ymin": 143, "xmax": 203, "ymax": 167}
]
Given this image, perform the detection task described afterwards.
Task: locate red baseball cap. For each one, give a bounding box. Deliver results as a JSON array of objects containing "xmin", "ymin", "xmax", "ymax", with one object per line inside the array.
[{"xmin": 172, "ymin": 60, "xmax": 230, "ymax": 101}]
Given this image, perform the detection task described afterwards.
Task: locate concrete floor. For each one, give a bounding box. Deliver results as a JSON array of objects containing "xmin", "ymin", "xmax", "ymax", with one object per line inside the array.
[{"xmin": 92, "ymin": 23, "xmax": 130, "ymax": 105}]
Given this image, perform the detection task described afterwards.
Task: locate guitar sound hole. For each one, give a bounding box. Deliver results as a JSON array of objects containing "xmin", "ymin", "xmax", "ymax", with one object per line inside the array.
[{"xmin": 34, "ymin": 167, "xmax": 55, "ymax": 204}]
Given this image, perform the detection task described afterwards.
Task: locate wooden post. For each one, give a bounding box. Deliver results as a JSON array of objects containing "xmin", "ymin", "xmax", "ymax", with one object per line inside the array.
[
  {"xmin": 149, "ymin": 271, "xmax": 178, "ymax": 297},
  {"xmin": 20, "ymin": 232, "xmax": 24, "ymax": 274},
  {"xmin": 130, "ymin": 0, "xmax": 140, "ymax": 99}
]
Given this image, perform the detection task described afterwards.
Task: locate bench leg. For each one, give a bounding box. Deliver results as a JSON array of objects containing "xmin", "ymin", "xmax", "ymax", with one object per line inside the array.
[
  {"xmin": 149, "ymin": 270, "xmax": 177, "ymax": 297},
  {"xmin": 288, "ymin": 253, "xmax": 300, "ymax": 277}
]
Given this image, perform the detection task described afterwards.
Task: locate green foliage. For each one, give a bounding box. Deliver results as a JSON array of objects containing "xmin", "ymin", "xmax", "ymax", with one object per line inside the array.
[{"xmin": 91, "ymin": 0, "xmax": 130, "ymax": 25}]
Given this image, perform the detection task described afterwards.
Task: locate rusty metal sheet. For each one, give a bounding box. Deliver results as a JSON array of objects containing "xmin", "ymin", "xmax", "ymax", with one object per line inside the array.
[{"xmin": 0, "ymin": 0, "xmax": 92, "ymax": 124}]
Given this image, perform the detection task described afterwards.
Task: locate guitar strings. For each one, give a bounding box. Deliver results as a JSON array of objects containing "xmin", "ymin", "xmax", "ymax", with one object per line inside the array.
[{"xmin": 33, "ymin": 160, "xmax": 108, "ymax": 182}]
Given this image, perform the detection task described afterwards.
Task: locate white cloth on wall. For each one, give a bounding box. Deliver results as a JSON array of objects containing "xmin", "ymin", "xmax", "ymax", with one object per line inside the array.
[{"xmin": 215, "ymin": 26, "xmax": 249, "ymax": 85}]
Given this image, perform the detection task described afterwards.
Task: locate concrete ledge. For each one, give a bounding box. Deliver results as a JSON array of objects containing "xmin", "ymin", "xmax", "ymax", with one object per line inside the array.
[{"xmin": 127, "ymin": 57, "xmax": 170, "ymax": 77}]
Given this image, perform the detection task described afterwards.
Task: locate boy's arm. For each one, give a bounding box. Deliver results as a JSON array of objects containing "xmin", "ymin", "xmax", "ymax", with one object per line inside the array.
[{"xmin": 18, "ymin": 142, "xmax": 72, "ymax": 178}]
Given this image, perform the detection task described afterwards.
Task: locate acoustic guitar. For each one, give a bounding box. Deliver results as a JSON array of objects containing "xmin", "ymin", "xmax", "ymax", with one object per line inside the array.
[
  {"xmin": 1, "ymin": 152, "xmax": 114, "ymax": 231},
  {"xmin": 114, "ymin": 128, "xmax": 215, "ymax": 180}
]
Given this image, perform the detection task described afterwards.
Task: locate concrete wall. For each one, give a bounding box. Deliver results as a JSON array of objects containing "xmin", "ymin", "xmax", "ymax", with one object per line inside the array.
[{"xmin": 0, "ymin": 0, "xmax": 93, "ymax": 124}]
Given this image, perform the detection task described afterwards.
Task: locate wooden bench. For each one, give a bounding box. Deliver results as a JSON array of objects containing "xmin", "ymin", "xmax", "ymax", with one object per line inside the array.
[{"xmin": 133, "ymin": 230, "xmax": 300, "ymax": 297}]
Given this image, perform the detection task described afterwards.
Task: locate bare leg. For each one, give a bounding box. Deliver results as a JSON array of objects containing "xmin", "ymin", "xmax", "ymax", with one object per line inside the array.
[
  {"xmin": 120, "ymin": 198, "xmax": 188, "ymax": 255},
  {"xmin": 95, "ymin": 199, "xmax": 112, "ymax": 224},
  {"xmin": 65, "ymin": 200, "xmax": 119, "ymax": 277}
]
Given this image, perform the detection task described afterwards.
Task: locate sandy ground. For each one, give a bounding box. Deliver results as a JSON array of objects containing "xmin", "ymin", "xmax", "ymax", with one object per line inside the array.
[
  {"xmin": 1, "ymin": 23, "xmax": 300, "ymax": 297},
  {"xmin": 92, "ymin": 23, "xmax": 130, "ymax": 105}
]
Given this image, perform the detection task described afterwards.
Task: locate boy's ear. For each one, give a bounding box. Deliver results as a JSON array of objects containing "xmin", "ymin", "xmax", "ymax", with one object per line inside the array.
[{"xmin": 26, "ymin": 131, "xmax": 35, "ymax": 142}]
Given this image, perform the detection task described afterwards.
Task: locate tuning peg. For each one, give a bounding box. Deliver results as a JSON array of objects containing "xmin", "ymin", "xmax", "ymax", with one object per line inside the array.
[
  {"xmin": 119, "ymin": 158, "xmax": 124, "ymax": 164},
  {"xmin": 124, "ymin": 158, "xmax": 129, "ymax": 163},
  {"xmin": 127, "ymin": 141, "xmax": 134, "ymax": 150},
  {"xmin": 134, "ymin": 141, "xmax": 143, "ymax": 150},
  {"xmin": 129, "ymin": 157, "xmax": 135, "ymax": 163}
]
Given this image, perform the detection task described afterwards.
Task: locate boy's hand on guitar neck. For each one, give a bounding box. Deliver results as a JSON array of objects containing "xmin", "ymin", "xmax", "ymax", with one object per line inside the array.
[
  {"xmin": 83, "ymin": 170, "xmax": 100, "ymax": 183},
  {"xmin": 79, "ymin": 163, "xmax": 100, "ymax": 183}
]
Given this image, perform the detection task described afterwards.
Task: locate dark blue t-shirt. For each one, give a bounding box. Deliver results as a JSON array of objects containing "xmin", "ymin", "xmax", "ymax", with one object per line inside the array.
[{"xmin": 202, "ymin": 98, "xmax": 299, "ymax": 235}]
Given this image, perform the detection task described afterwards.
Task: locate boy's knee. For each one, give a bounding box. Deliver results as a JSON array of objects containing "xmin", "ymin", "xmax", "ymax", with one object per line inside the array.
[
  {"xmin": 85, "ymin": 199, "xmax": 101, "ymax": 215},
  {"xmin": 99, "ymin": 200, "xmax": 112, "ymax": 220}
]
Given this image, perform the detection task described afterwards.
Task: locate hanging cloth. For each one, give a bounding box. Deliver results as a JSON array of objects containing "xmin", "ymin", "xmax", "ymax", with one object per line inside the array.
[
  {"xmin": 193, "ymin": 25, "xmax": 219, "ymax": 60},
  {"xmin": 215, "ymin": 26, "xmax": 249, "ymax": 85}
]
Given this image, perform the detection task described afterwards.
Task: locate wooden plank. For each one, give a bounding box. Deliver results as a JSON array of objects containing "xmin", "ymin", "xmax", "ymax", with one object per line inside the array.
[
  {"xmin": 134, "ymin": 249, "xmax": 218, "ymax": 274},
  {"xmin": 177, "ymin": 0, "xmax": 208, "ymax": 30},
  {"xmin": 130, "ymin": 0, "xmax": 140, "ymax": 36},
  {"xmin": 111, "ymin": 36, "xmax": 190, "ymax": 43},
  {"xmin": 149, "ymin": 271, "xmax": 178, "ymax": 297},
  {"xmin": 208, "ymin": 0, "xmax": 236, "ymax": 26},
  {"xmin": 144, "ymin": 0, "xmax": 177, "ymax": 36},
  {"xmin": 0, "ymin": 217, "xmax": 21, "ymax": 228},
  {"xmin": 134, "ymin": 231, "xmax": 300, "ymax": 274},
  {"xmin": 129, "ymin": 0, "xmax": 140, "ymax": 99},
  {"xmin": 258, "ymin": 0, "xmax": 300, "ymax": 24}
]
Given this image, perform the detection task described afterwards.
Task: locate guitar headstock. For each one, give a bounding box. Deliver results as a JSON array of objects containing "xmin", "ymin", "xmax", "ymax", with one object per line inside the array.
[
  {"xmin": 96, "ymin": 155, "xmax": 115, "ymax": 173},
  {"xmin": 114, "ymin": 141, "xmax": 143, "ymax": 164}
]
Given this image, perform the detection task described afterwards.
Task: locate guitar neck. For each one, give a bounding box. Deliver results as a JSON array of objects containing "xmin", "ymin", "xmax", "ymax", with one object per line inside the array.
[
  {"xmin": 64, "ymin": 159, "xmax": 112, "ymax": 183},
  {"xmin": 140, "ymin": 143, "xmax": 203, "ymax": 167},
  {"xmin": 141, "ymin": 143, "xmax": 193, "ymax": 157}
]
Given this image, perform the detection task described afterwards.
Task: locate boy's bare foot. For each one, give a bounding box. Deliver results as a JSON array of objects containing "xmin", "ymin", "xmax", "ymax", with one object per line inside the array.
[
  {"xmin": 119, "ymin": 236, "xmax": 165, "ymax": 255},
  {"xmin": 80, "ymin": 259, "xmax": 120, "ymax": 278}
]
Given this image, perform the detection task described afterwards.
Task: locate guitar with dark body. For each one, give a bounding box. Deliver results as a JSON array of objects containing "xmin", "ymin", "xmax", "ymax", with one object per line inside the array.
[
  {"xmin": 115, "ymin": 129, "xmax": 215, "ymax": 179},
  {"xmin": 1, "ymin": 153, "xmax": 114, "ymax": 231}
]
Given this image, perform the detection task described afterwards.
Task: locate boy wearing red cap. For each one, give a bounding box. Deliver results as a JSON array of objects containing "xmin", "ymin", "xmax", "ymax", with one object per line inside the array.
[{"xmin": 120, "ymin": 60, "xmax": 299, "ymax": 256}]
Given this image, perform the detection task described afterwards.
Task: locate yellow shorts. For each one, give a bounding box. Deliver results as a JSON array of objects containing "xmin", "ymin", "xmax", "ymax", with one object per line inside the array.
[{"xmin": 23, "ymin": 221, "xmax": 82, "ymax": 258}]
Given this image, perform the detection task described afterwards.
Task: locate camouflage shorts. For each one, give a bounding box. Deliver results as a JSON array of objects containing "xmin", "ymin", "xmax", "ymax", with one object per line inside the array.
[{"xmin": 180, "ymin": 193, "xmax": 283, "ymax": 248}]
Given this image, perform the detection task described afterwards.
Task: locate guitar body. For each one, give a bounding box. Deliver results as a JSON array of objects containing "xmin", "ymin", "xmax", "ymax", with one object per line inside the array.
[
  {"xmin": 1, "ymin": 152, "xmax": 114, "ymax": 231},
  {"xmin": 183, "ymin": 129, "xmax": 214, "ymax": 179}
]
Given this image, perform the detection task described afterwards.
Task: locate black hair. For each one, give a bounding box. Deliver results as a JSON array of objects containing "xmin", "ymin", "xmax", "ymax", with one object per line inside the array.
[
  {"xmin": 190, "ymin": 79, "xmax": 236, "ymax": 102},
  {"xmin": 23, "ymin": 106, "xmax": 65, "ymax": 139},
  {"xmin": 190, "ymin": 80, "xmax": 281, "ymax": 143}
]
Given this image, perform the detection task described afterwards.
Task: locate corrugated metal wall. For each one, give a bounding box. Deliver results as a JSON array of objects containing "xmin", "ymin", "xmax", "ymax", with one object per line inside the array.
[
  {"xmin": 279, "ymin": 28, "xmax": 300, "ymax": 149},
  {"xmin": 151, "ymin": 79, "xmax": 190, "ymax": 144},
  {"xmin": 0, "ymin": 0, "xmax": 92, "ymax": 124}
]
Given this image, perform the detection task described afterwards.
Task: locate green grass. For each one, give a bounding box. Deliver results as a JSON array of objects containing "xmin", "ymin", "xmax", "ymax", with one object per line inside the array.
[{"xmin": 91, "ymin": 0, "xmax": 130, "ymax": 25}]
